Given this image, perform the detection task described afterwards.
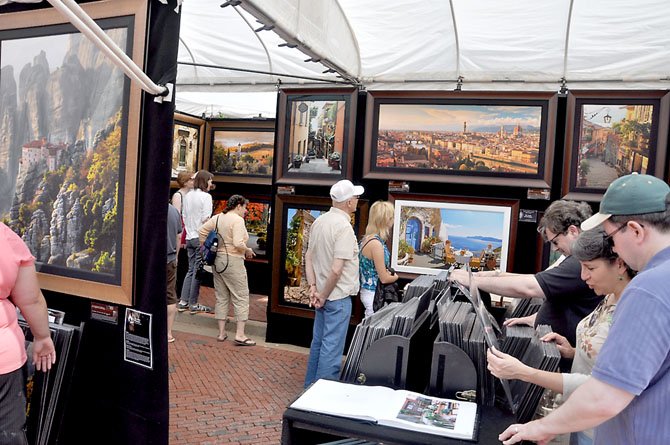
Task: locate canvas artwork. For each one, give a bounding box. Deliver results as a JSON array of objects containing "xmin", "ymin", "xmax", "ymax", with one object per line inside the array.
[
  {"xmin": 211, "ymin": 129, "xmax": 274, "ymax": 178},
  {"xmin": 172, "ymin": 120, "xmax": 199, "ymax": 178},
  {"xmin": 375, "ymin": 103, "xmax": 543, "ymax": 175},
  {"xmin": 574, "ymin": 104, "xmax": 654, "ymax": 189},
  {"xmin": 0, "ymin": 21, "xmax": 130, "ymax": 286},
  {"xmin": 212, "ymin": 197, "xmax": 271, "ymax": 258},
  {"xmin": 286, "ymin": 99, "xmax": 347, "ymax": 174},
  {"xmin": 391, "ymin": 199, "xmax": 514, "ymax": 276}
]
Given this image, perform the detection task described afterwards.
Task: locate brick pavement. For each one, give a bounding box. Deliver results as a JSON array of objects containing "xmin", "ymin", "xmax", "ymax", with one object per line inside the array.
[{"xmin": 170, "ymin": 292, "xmax": 308, "ymax": 444}]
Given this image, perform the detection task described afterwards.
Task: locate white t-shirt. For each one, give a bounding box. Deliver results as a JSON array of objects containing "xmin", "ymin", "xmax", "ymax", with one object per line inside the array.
[{"xmin": 182, "ymin": 189, "xmax": 212, "ymax": 240}]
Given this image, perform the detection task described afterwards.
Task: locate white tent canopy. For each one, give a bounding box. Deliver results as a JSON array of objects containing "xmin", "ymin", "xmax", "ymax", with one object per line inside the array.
[{"xmin": 177, "ymin": 0, "xmax": 670, "ymax": 117}]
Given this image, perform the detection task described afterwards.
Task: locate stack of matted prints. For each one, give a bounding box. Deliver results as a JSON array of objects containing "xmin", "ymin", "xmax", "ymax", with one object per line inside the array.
[{"xmin": 19, "ymin": 318, "xmax": 83, "ymax": 445}]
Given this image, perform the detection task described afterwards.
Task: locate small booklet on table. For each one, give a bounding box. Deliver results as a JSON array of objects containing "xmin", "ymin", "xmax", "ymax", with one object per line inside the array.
[{"xmin": 290, "ymin": 379, "xmax": 479, "ymax": 441}]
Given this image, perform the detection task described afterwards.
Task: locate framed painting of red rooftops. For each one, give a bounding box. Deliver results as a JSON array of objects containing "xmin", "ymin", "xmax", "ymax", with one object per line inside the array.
[{"xmin": 363, "ymin": 91, "xmax": 557, "ymax": 188}]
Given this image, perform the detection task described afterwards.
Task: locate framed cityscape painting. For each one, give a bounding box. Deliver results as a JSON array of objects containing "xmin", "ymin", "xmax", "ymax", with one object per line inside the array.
[
  {"xmin": 204, "ymin": 119, "xmax": 275, "ymax": 185},
  {"xmin": 0, "ymin": 0, "xmax": 147, "ymax": 305},
  {"xmin": 389, "ymin": 194, "xmax": 519, "ymax": 277},
  {"xmin": 274, "ymin": 87, "xmax": 358, "ymax": 186},
  {"xmin": 172, "ymin": 113, "xmax": 203, "ymax": 179},
  {"xmin": 212, "ymin": 194, "xmax": 271, "ymax": 262},
  {"xmin": 363, "ymin": 91, "xmax": 557, "ymax": 188},
  {"xmin": 562, "ymin": 90, "xmax": 670, "ymax": 201},
  {"xmin": 270, "ymin": 194, "xmax": 368, "ymax": 321}
]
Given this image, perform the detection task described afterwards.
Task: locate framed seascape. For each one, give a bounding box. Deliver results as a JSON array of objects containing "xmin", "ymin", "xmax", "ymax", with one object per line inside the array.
[
  {"xmin": 562, "ymin": 90, "xmax": 669, "ymax": 201},
  {"xmin": 270, "ymin": 194, "xmax": 368, "ymax": 321},
  {"xmin": 204, "ymin": 119, "xmax": 275, "ymax": 185},
  {"xmin": 389, "ymin": 194, "xmax": 519, "ymax": 277},
  {"xmin": 0, "ymin": 0, "xmax": 147, "ymax": 305},
  {"xmin": 212, "ymin": 195, "xmax": 271, "ymax": 262},
  {"xmin": 172, "ymin": 113, "xmax": 203, "ymax": 179},
  {"xmin": 363, "ymin": 91, "xmax": 557, "ymax": 188},
  {"xmin": 274, "ymin": 87, "xmax": 358, "ymax": 186}
]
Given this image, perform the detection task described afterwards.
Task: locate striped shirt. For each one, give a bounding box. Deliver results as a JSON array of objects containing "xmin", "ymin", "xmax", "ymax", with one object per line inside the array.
[{"xmin": 591, "ymin": 246, "xmax": 670, "ymax": 444}]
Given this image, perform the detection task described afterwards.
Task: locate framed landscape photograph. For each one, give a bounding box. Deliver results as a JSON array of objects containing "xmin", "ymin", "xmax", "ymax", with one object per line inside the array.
[
  {"xmin": 270, "ymin": 194, "xmax": 368, "ymax": 321},
  {"xmin": 204, "ymin": 119, "xmax": 275, "ymax": 185},
  {"xmin": 212, "ymin": 195, "xmax": 271, "ymax": 262},
  {"xmin": 562, "ymin": 91, "xmax": 669, "ymax": 201},
  {"xmin": 389, "ymin": 194, "xmax": 519, "ymax": 277},
  {"xmin": 172, "ymin": 113, "xmax": 203, "ymax": 179},
  {"xmin": 0, "ymin": 0, "xmax": 147, "ymax": 305},
  {"xmin": 274, "ymin": 87, "xmax": 358, "ymax": 185},
  {"xmin": 363, "ymin": 91, "xmax": 557, "ymax": 188}
]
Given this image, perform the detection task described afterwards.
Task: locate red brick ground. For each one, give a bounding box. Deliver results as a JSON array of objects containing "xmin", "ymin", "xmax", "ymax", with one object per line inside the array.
[
  {"xmin": 198, "ymin": 287, "xmax": 267, "ymax": 323},
  {"xmin": 168, "ymin": 329, "xmax": 307, "ymax": 444}
]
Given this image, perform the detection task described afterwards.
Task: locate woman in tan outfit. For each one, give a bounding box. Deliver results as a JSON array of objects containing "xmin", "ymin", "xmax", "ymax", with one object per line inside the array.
[{"xmin": 199, "ymin": 195, "xmax": 256, "ymax": 345}]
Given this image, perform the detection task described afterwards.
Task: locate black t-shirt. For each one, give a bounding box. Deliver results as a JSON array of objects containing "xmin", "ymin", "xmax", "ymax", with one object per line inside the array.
[{"xmin": 534, "ymin": 255, "xmax": 603, "ymax": 347}]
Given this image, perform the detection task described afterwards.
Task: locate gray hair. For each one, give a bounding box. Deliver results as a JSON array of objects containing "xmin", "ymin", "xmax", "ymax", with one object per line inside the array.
[{"xmin": 537, "ymin": 200, "xmax": 592, "ymax": 241}]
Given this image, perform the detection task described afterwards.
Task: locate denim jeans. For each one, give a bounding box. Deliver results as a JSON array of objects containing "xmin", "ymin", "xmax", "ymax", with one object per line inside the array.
[
  {"xmin": 180, "ymin": 238, "xmax": 201, "ymax": 306},
  {"xmin": 304, "ymin": 297, "xmax": 352, "ymax": 388}
]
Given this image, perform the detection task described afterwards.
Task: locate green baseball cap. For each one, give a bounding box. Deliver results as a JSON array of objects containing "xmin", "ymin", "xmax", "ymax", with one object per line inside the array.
[{"xmin": 581, "ymin": 173, "xmax": 670, "ymax": 231}]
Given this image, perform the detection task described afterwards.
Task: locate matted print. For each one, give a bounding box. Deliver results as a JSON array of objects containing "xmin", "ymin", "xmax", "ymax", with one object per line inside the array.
[
  {"xmin": 205, "ymin": 119, "xmax": 275, "ymax": 185},
  {"xmin": 0, "ymin": 1, "xmax": 147, "ymax": 304},
  {"xmin": 563, "ymin": 91, "xmax": 669, "ymax": 201},
  {"xmin": 389, "ymin": 194, "xmax": 519, "ymax": 277},
  {"xmin": 212, "ymin": 195, "xmax": 271, "ymax": 261},
  {"xmin": 363, "ymin": 91, "xmax": 557, "ymax": 188},
  {"xmin": 270, "ymin": 194, "xmax": 368, "ymax": 321},
  {"xmin": 172, "ymin": 114, "xmax": 203, "ymax": 178},
  {"xmin": 275, "ymin": 88, "xmax": 357, "ymax": 185}
]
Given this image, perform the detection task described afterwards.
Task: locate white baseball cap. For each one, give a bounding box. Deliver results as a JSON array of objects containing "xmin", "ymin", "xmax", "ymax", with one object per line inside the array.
[{"xmin": 330, "ymin": 180, "xmax": 364, "ymax": 202}]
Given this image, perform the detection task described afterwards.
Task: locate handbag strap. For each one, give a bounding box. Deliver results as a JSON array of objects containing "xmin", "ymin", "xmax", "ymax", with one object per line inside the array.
[{"xmin": 361, "ymin": 235, "xmax": 390, "ymax": 269}]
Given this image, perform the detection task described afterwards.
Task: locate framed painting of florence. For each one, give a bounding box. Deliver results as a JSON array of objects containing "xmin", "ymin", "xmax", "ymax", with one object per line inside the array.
[
  {"xmin": 0, "ymin": 0, "xmax": 147, "ymax": 305},
  {"xmin": 274, "ymin": 87, "xmax": 358, "ymax": 186},
  {"xmin": 363, "ymin": 91, "xmax": 557, "ymax": 188},
  {"xmin": 562, "ymin": 90, "xmax": 669, "ymax": 201}
]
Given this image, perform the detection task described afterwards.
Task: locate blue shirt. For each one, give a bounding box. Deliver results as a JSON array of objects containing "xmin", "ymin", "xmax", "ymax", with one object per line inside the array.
[
  {"xmin": 591, "ymin": 246, "xmax": 670, "ymax": 444},
  {"xmin": 359, "ymin": 235, "xmax": 390, "ymax": 291}
]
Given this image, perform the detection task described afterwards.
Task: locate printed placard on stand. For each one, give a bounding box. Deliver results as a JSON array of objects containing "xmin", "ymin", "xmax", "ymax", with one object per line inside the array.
[
  {"xmin": 519, "ymin": 209, "xmax": 538, "ymax": 223},
  {"xmin": 277, "ymin": 185, "xmax": 295, "ymax": 195},
  {"xmin": 123, "ymin": 308, "xmax": 153, "ymax": 369},
  {"xmin": 526, "ymin": 188, "xmax": 551, "ymax": 200},
  {"xmin": 388, "ymin": 181, "xmax": 410, "ymax": 193},
  {"xmin": 91, "ymin": 302, "xmax": 119, "ymax": 324}
]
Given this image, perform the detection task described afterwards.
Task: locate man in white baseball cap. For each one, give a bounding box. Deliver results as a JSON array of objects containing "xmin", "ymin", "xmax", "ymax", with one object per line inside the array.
[
  {"xmin": 303, "ymin": 179, "xmax": 364, "ymax": 387},
  {"xmin": 500, "ymin": 173, "xmax": 670, "ymax": 445}
]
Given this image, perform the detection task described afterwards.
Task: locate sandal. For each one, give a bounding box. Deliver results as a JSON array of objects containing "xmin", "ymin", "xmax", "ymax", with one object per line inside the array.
[
  {"xmin": 234, "ymin": 338, "xmax": 256, "ymax": 346},
  {"xmin": 217, "ymin": 334, "xmax": 228, "ymax": 342},
  {"xmin": 167, "ymin": 336, "xmax": 176, "ymax": 343}
]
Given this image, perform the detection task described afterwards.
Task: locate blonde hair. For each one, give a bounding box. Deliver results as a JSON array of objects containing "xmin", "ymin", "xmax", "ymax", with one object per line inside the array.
[{"xmin": 365, "ymin": 201, "xmax": 395, "ymax": 241}]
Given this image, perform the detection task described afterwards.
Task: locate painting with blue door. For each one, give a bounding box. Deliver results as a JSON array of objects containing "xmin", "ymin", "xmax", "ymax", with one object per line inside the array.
[{"xmin": 391, "ymin": 198, "xmax": 514, "ymax": 276}]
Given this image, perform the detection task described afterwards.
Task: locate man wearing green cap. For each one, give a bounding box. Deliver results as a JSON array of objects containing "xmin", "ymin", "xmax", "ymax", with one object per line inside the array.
[{"xmin": 498, "ymin": 173, "xmax": 670, "ymax": 445}]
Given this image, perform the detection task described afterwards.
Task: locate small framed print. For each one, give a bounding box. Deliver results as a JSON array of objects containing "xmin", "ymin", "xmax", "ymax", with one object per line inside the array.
[{"xmin": 172, "ymin": 113, "xmax": 204, "ymax": 179}]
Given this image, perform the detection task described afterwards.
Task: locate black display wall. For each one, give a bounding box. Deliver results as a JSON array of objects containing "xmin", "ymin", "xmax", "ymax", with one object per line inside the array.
[{"xmin": 0, "ymin": 2, "xmax": 181, "ymax": 444}]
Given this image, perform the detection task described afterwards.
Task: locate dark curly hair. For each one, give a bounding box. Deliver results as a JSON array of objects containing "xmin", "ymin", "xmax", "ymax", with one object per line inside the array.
[
  {"xmin": 537, "ymin": 200, "xmax": 592, "ymax": 241},
  {"xmin": 224, "ymin": 194, "xmax": 248, "ymax": 213},
  {"xmin": 572, "ymin": 228, "xmax": 635, "ymax": 278}
]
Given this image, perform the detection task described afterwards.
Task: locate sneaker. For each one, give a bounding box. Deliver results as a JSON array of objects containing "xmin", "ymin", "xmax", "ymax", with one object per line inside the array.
[
  {"xmin": 189, "ymin": 304, "xmax": 213, "ymax": 314},
  {"xmin": 177, "ymin": 301, "xmax": 189, "ymax": 312}
]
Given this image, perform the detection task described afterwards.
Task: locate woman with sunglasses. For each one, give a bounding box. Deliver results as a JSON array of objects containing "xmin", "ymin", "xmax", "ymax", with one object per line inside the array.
[{"xmin": 487, "ymin": 228, "xmax": 634, "ymax": 445}]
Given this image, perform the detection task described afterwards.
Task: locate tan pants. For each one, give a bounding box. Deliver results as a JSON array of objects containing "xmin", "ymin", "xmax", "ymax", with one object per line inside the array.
[{"xmin": 212, "ymin": 255, "xmax": 249, "ymax": 321}]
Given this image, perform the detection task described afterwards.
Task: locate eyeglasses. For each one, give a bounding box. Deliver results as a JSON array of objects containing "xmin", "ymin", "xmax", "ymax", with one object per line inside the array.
[
  {"xmin": 548, "ymin": 231, "xmax": 564, "ymax": 247},
  {"xmin": 603, "ymin": 223, "xmax": 627, "ymax": 242}
]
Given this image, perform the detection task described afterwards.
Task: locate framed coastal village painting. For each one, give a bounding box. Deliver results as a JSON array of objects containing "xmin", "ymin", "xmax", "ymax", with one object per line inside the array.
[{"xmin": 0, "ymin": 0, "xmax": 147, "ymax": 305}]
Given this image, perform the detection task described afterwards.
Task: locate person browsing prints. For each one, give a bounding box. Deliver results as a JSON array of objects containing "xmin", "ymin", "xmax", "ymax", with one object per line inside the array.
[
  {"xmin": 198, "ymin": 195, "xmax": 256, "ymax": 346},
  {"xmin": 304, "ymin": 180, "xmax": 363, "ymax": 388},
  {"xmin": 451, "ymin": 200, "xmax": 602, "ymax": 371},
  {"xmin": 498, "ymin": 173, "xmax": 670, "ymax": 445},
  {"xmin": 0, "ymin": 222, "xmax": 56, "ymax": 445},
  {"xmin": 487, "ymin": 228, "xmax": 634, "ymax": 445},
  {"xmin": 359, "ymin": 201, "xmax": 398, "ymax": 317}
]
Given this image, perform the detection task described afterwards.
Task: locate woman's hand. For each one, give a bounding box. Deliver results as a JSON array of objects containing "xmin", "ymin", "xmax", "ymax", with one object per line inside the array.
[
  {"xmin": 32, "ymin": 336, "xmax": 56, "ymax": 372},
  {"xmin": 503, "ymin": 313, "xmax": 536, "ymax": 328},
  {"xmin": 541, "ymin": 332, "xmax": 575, "ymax": 359},
  {"xmin": 487, "ymin": 347, "xmax": 528, "ymax": 380},
  {"xmin": 245, "ymin": 247, "xmax": 256, "ymax": 259}
]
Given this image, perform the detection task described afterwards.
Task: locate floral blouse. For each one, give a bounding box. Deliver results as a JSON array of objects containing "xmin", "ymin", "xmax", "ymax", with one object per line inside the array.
[{"xmin": 359, "ymin": 235, "xmax": 390, "ymax": 291}]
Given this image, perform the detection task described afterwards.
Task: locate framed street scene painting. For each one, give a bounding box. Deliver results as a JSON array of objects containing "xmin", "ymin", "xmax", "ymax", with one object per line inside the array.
[
  {"xmin": 0, "ymin": 0, "xmax": 147, "ymax": 305},
  {"xmin": 389, "ymin": 194, "xmax": 519, "ymax": 277},
  {"xmin": 274, "ymin": 87, "xmax": 358, "ymax": 185},
  {"xmin": 172, "ymin": 113, "xmax": 203, "ymax": 179},
  {"xmin": 204, "ymin": 119, "xmax": 275, "ymax": 185},
  {"xmin": 562, "ymin": 90, "xmax": 669, "ymax": 201},
  {"xmin": 270, "ymin": 194, "xmax": 367, "ymax": 321},
  {"xmin": 363, "ymin": 91, "xmax": 557, "ymax": 188}
]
